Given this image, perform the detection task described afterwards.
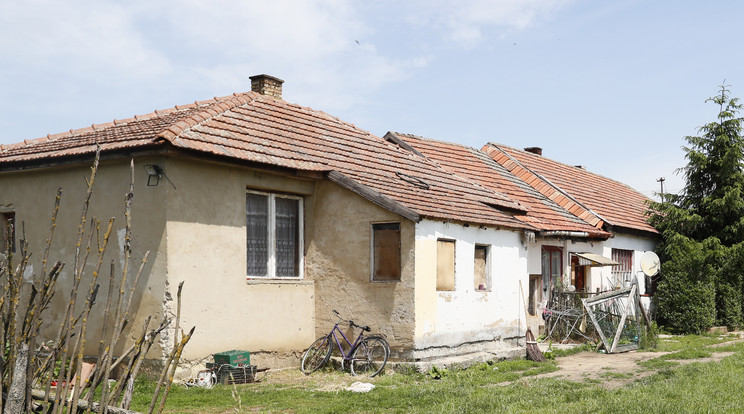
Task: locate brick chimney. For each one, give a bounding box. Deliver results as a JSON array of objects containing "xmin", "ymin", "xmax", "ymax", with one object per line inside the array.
[
  {"xmin": 524, "ymin": 147, "xmax": 542, "ymax": 156},
  {"xmin": 249, "ymin": 74, "xmax": 284, "ymax": 99}
]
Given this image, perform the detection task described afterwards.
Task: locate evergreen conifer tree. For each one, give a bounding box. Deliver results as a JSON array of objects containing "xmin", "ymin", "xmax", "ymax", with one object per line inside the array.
[{"xmin": 649, "ymin": 85, "xmax": 744, "ymax": 332}]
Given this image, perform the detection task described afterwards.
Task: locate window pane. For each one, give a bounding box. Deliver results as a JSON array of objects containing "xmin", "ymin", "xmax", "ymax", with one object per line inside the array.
[
  {"xmin": 373, "ymin": 223, "xmax": 400, "ymax": 281},
  {"xmin": 436, "ymin": 240, "xmax": 455, "ymax": 291},
  {"xmin": 275, "ymin": 197, "xmax": 300, "ymax": 277},
  {"xmin": 541, "ymin": 249, "xmax": 550, "ymax": 296},
  {"xmin": 246, "ymin": 193, "xmax": 269, "ymax": 276},
  {"xmin": 551, "ymin": 252, "xmax": 561, "ymax": 279},
  {"xmin": 474, "ymin": 246, "xmax": 488, "ymax": 291},
  {"xmin": 611, "ymin": 248, "xmax": 633, "ymax": 285}
]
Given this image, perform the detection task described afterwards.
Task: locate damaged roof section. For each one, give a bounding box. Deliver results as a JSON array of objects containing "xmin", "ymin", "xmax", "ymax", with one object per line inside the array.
[{"xmin": 391, "ymin": 132, "xmax": 614, "ymax": 239}]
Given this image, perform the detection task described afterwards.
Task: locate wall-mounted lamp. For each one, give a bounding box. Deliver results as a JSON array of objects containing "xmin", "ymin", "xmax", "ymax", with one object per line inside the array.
[{"xmin": 144, "ymin": 164, "xmax": 163, "ymax": 186}]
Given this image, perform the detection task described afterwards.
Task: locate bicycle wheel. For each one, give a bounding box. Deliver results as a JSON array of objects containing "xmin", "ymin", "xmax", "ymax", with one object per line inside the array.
[
  {"xmin": 301, "ymin": 335, "xmax": 332, "ymax": 374},
  {"xmin": 349, "ymin": 336, "xmax": 389, "ymax": 377}
]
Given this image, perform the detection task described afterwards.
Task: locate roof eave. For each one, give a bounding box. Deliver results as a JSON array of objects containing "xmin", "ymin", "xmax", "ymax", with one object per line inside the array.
[{"xmin": 326, "ymin": 170, "xmax": 421, "ymax": 222}]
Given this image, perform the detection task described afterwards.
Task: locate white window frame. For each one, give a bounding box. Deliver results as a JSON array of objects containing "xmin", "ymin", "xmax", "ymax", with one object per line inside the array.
[{"xmin": 246, "ymin": 190, "xmax": 304, "ymax": 279}]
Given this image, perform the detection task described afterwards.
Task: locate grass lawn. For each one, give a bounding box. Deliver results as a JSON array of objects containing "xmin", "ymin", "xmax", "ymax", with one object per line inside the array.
[{"xmin": 129, "ymin": 333, "xmax": 744, "ymax": 413}]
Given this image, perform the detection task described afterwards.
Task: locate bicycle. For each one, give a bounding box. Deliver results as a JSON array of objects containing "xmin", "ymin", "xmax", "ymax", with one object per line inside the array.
[{"xmin": 300, "ymin": 310, "xmax": 390, "ymax": 377}]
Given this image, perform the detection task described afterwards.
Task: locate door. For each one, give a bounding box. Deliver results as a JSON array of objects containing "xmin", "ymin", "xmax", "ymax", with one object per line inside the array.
[
  {"xmin": 571, "ymin": 255, "xmax": 586, "ymax": 292},
  {"xmin": 541, "ymin": 246, "xmax": 563, "ymax": 303}
]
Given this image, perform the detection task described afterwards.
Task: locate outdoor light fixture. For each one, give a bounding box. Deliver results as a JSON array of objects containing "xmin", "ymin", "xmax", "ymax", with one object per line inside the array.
[{"xmin": 144, "ymin": 164, "xmax": 163, "ymax": 186}]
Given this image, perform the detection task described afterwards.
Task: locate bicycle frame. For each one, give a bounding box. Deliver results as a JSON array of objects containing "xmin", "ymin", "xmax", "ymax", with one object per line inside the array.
[
  {"xmin": 328, "ymin": 320, "xmax": 365, "ymax": 362},
  {"xmin": 301, "ymin": 310, "xmax": 389, "ymax": 376}
]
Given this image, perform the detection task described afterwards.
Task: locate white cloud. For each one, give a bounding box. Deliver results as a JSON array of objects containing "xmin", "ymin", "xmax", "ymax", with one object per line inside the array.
[
  {"xmin": 0, "ymin": 0, "xmax": 574, "ymax": 142},
  {"xmin": 400, "ymin": 0, "xmax": 574, "ymax": 46},
  {"xmin": 0, "ymin": 0, "xmax": 171, "ymax": 80}
]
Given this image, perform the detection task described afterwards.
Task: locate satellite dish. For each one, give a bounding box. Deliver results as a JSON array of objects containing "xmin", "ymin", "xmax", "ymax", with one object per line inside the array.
[{"xmin": 640, "ymin": 251, "xmax": 660, "ymax": 276}]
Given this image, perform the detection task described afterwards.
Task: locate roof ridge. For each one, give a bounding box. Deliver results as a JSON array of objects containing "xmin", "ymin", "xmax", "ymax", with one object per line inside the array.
[
  {"xmin": 483, "ymin": 144, "xmax": 606, "ymax": 229},
  {"xmin": 393, "ymin": 132, "xmax": 476, "ymax": 150},
  {"xmin": 489, "ymin": 142, "xmax": 651, "ymax": 200},
  {"xmin": 156, "ymin": 92, "xmax": 258, "ymax": 143},
  {"xmin": 0, "ymin": 92, "xmax": 259, "ymax": 153}
]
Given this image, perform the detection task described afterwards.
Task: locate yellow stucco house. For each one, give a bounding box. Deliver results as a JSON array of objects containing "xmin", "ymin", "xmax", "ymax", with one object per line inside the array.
[{"xmin": 0, "ymin": 75, "xmax": 657, "ymax": 369}]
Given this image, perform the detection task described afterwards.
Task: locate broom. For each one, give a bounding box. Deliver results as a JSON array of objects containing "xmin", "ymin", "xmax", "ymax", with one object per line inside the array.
[{"xmin": 526, "ymin": 328, "xmax": 546, "ymax": 362}]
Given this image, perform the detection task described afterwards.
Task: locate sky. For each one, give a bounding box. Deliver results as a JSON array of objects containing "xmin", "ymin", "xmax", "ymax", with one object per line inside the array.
[{"xmin": 1, "ymin": 0, "xmax": 742, "ymax": 199}]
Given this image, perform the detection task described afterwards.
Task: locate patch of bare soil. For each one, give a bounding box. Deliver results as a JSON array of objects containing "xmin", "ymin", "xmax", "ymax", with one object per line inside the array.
[{"xmin": 531, "ymin": 332, "xmax": 744, "ymax": 389}]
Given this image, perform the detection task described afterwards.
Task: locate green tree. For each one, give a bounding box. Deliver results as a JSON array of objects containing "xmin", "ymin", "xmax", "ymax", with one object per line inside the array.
[{"xmin": 649, "ymin": 85, "xmax": 744, "ymax": 332}]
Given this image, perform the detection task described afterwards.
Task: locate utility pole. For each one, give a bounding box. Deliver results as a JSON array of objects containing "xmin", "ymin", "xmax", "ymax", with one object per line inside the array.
[{"xmin": 656, "ymin": 177, "xmax": 665, "ymax": 202}]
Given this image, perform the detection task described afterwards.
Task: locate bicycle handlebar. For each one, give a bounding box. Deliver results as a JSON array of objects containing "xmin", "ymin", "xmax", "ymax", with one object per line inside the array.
[{"xmin": 332, "ymin": 310, "xmax": 371, "ymax": 331}]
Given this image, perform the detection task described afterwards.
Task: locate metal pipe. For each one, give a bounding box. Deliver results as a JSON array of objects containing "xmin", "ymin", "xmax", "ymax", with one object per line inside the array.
[{"xmin": 540, "ymin": 231, "xmax": 590, "ymax": 238}]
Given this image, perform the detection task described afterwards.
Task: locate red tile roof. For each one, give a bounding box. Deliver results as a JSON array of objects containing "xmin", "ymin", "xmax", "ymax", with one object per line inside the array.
[
  {"xmin": 484, "ymin": 144, "xmax": 658, "ymax": 235},
  {"xmin": 391, "ymin": 133, "xmax": 612, "ymax": 239},
  {"xmin": 0, "ymin": 92, "xmax": 535, "ymax": 231}
]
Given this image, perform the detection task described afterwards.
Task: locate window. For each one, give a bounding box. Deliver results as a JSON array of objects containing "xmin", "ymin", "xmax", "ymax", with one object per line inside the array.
[
  {"xmin": 541, "ymin": 246, "xmax": 562, "ymax": 298},
  {"xmin": 371, "ymin": 222, "xmax": 401, "ymax": 281},
  {"xmin": 0, "ymin": 212, "xmax": 15, "ymax": 255},
  {"xmin": 246, "ymin": 191, "xmax": 302, "ymax": 278},
  {"xmin": 611, "ymin": 248, "xmax": 633, "ymax": 286},
  {"xmin": 474, "ymin": 245, "xmax": 489, "ymax": 291},
  {"xmin": 436, "ymin": 239, "xmax": 455, "ymax": 291}
]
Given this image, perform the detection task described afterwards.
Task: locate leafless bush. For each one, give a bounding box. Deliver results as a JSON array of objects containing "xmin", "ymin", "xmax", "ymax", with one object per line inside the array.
[{"xmin": 0, "ymin": 149, "xmax": 194, "ymax": 413}]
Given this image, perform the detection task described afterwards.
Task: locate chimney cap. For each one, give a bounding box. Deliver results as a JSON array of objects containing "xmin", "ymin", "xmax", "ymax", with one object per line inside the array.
[
  {"xmin": 249, "ymin": 74, "xmax": 285, "ymax": 84},
  {"xmin": 524, "ymin": 147, "xmax": 543, "ymax": 156}
]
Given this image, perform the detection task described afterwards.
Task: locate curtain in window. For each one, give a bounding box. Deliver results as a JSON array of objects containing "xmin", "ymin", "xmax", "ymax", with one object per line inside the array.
[
  {"xmin": 246, "ymin": 193, "xmax": 269, "ymax": 276},
  {"xmin": 275, "ymin": 197, "xmax": 299, "ymax": 277}
]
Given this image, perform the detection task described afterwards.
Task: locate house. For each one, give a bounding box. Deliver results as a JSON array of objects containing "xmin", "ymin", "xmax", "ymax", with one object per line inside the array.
[
  {"xmin": 389, "ymin": 133, "xmax": 659, "ymax": 332},
  {"xmin": 0, "ymin": 75, "xmax": 657, "ymax": 370}
]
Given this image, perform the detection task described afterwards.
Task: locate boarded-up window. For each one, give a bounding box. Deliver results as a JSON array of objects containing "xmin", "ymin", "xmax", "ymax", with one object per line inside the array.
[
  {"xmin": 437, "ymin": 239, "xmax": 455, "ymax": 291},
  {"xmin": 372, "ymin": 223, "xmax": 401, "ymax": 281},
  {"xmin": 474, "ymin": 245, "xmax": 489, "ymax": 291},
  {"xmin": 0, "ymin": 212, "xmax": 15, "ymax": 255}
]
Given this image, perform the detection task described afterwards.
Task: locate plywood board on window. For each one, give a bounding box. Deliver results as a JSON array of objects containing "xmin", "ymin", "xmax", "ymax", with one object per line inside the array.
[{"xmin": 437, "ymin": 240, "xmax": 455, "ymax": 291}]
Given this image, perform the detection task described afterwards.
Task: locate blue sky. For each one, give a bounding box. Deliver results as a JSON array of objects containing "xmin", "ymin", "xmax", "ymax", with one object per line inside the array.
[{"xmin": 1, "ymin": 0, "xmax": 741, "ymax": 199}]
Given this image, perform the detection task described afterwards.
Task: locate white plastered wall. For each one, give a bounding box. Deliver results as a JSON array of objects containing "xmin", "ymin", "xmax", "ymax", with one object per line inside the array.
[{"xmin": 414, "ymin": 220, "xmax": 527, "ymax": 358}]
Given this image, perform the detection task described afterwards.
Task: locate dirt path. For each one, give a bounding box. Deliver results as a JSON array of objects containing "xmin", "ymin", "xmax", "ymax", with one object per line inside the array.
[
  {"xmin": 251, "ymin": 333, "xmax": 744, "ymax": 392},
  {"xmin": 531, "ymin": 333, "xmax": 743, "ymax": 389}
]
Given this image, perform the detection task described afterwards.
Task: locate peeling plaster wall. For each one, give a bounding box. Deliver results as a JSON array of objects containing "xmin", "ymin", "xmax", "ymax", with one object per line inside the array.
[
  {"xmin": 414, "ymin": 221, "xmax": 527, "ymax": 359},
  {"xmin": 305, "ymin": 181, "xmax": 416, "ymax": 355},
  {"xmin": 163, "ymin": 159, "xmax": 316, "ymax": 368},
  {"xmin": 0, "ymin": 159, "xmax": 167, "ymax": 357}
]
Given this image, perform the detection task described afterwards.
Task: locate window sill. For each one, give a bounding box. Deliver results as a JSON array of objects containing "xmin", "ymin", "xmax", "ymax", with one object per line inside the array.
[{"xmin": 246, "ymin": 278, "xmax": 313, "ymax": 286}]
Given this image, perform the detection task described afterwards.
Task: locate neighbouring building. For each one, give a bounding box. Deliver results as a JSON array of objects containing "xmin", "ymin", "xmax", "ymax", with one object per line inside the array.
[{"xmin": 0, "ymin": 75, "xmax": 657, "ymax": 370}]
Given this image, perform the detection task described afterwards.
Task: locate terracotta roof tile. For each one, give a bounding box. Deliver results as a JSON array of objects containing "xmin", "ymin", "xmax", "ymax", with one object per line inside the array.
[
  {"xmin": 392, "ymin": 133, "xmax": 612, "ymax": 237},
  {"xmin": 485, "ymin": 144, "xmax": 657, "ymax": 235},
  {"xmin": 0, "ymin": 92, "xmax": 535, "ymax": 231}
]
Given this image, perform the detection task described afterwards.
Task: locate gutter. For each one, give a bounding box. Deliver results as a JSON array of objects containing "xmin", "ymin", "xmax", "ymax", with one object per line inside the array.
[{"xmin": 539, "ymin": 230, "xmax": 612, "ymax": 239}]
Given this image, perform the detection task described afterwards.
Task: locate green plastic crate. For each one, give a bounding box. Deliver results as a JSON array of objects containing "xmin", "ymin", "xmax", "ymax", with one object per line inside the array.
[{"xmin": 213, "ymin": 350, "xmax": 250, "ymax": 366}]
